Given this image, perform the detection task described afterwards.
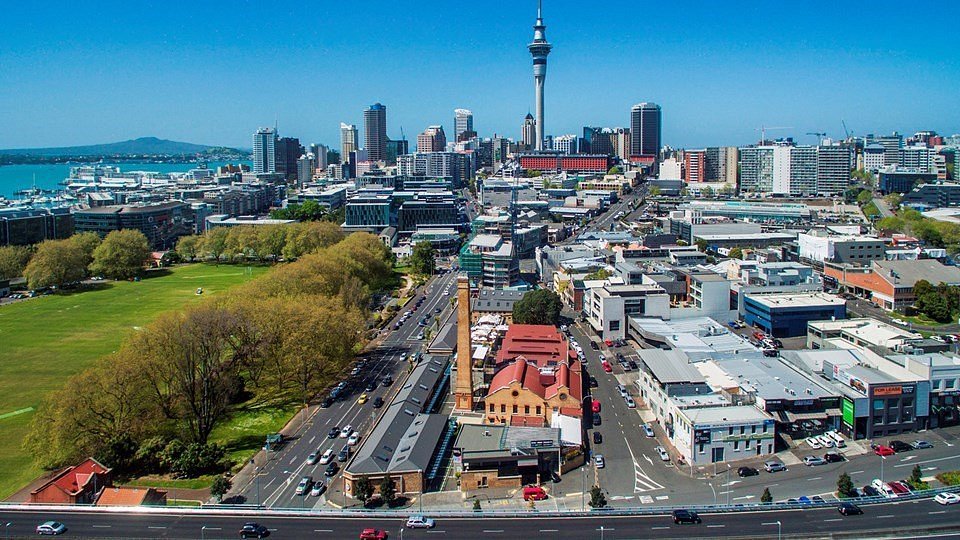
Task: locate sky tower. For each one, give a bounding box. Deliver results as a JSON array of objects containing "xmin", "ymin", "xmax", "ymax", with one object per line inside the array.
[{"xmin": 528, "ymin": 0, "xmax": 552, "ymax": 151}]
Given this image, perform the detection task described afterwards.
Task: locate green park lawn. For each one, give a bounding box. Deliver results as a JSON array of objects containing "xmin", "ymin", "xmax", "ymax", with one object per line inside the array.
[{"xmin": 0, "ymin": 263, "xmax": 268, "ymax": 500}]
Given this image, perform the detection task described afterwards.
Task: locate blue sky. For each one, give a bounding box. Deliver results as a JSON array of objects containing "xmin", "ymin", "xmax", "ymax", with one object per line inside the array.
[{"xmin": 1, "ymin": 0, "xmax": 958, "ymax": 150}]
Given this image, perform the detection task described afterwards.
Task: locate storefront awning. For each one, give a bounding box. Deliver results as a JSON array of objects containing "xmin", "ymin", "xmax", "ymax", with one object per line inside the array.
[
  {"xmin": 783, "ymin": 410, "xmax": 828, "ymax": 422},
  {"xmin": 517, "ymin": 458, "xmax": 539, "ymax": 467}
]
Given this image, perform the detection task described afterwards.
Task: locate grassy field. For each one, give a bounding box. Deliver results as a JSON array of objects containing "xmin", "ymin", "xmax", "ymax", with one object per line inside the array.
[{"xmin": 0, "ymin": 264, "xmax": 268, "ymax": 500}]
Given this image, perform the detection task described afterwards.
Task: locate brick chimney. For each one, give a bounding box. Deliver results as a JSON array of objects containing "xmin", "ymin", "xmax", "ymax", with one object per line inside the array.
[{"xmin": 454, "ymin": 275, "xmax": 474, "ymax": 411}]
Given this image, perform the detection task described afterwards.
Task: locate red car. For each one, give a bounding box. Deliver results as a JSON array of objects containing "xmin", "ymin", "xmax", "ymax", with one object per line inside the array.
[
  {"xmin": 359, "ymin": 529, "xmax": 388, "ymax": 540},
  {"xmin": 522, "ymin": 485, "xmax": 548, "ymax": 501},
  {"xmin": 604, "ymin": 339, "xmax": 614, "ymax": 347},
  {"xmin": 874, "ymin": 445, "xmax": 895, "ymax": 456},
  {"xmin": 591, "ymin": 400, "xmax": 601, "ymax": 413},
  {"xmin": 602, "ymin": 361, "xmax": 613, "ymax": 373}
]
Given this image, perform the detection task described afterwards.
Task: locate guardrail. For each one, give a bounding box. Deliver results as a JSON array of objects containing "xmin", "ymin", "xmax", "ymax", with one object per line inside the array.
[{"xmin": 2, "ymin": 485, "xmax": 957, "ymax": 519}]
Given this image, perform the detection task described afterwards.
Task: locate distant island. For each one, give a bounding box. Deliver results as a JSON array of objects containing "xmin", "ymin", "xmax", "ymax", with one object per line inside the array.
[{"xmin": 0, "ymin": 137, "xmax": 249, "ymax": 165}]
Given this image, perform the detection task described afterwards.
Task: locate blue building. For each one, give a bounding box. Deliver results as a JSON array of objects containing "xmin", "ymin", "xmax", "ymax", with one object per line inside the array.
[{"xmin": 743, "ymin": 292, "xmax": 846, "ymax": 338}]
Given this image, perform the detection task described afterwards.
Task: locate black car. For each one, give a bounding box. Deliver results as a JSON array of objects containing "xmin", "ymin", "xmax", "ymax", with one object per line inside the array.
[
  {"xmin": 320, "ymin": 397, "xmax": 334, "ymax": 408},
  {"xmin": 838, "ymin": 502, "xmax": 863, "ymax": 516},
  {"xmin": 240, "ymin": 522, "xmax": 270, "ymax": 539},
  {"xmin": 590, "ymin": 342, "xmax": 600, "ymax": 350},
  {"xmin": 890, "ymin": 440, "xmax": 913, "ymax": 453},
  {"xmin": 593, "ymin": 432, "xmax": 602, "ymax": 444},
  {"xmin": 672, "ymin": 509, "xmax": 701, "ymax": 524},
  {"xmin": 862, "ymin": 485, "xmax": 880, "ymax": 497},
  {"xmin": 593, "ymin": 414, "xmax": 601, "ymax": 426},
  {"xmin": 737, "ymin": 466, "xmax": 759, "ymax": 477},
  {"xmin": 325, "ymin": 461, "xmax": 339, "ymax": 477},
  {"xmin": 337, "ymin": 446, "xmax": 350, "ymax": 462},
  {"xmin": 589, "ymin": 376, "xmax": 599, "ymax": 388},
  {"xmin": 628, "ymin": 360, "xmax": 639, "ymax": 370},
  {"xmin": 328, "ymin": 427, "xmax": 339, "ymax": 439},
  {"xmin": 382, "ymin": 375, "xmax": 393, "ymax": 387},
  {"xmin": 373, "ymin": 396, "xmax": 385, "ymax": 408},
  {"xmin": 823, "ymin": 452, "xmax": 845, "ymax": 463},
  {"xmin": 365, "ymin": 380, "xmax": 378, "ymax": 392}
]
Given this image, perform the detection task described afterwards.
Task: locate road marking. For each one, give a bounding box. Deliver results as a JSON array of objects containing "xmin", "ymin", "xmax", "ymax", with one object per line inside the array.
[
  {"xmin": 902, "ymin": 455, "xmax": 917, "ymax": 462},
  {"xmin": 483, "ymin": 529, "xmax": 504, "ymax": 533},
  {"xmin": 823, "ymin": 518, "xmax": 842, "ymax": 522},
  {"xmin": 894, "ymin": 454, "xmax": 960, "ymax": 468},
  {"xmin": 877, "ymin": 515, "xmax": 894, "ymax": 518},
  {"xmin": 147, "ymin": 526, "xmax": 166, "ymax": 529},
  {"xmin": 92, "ymin": 525, "xmax": 111, "ymax": 528},
  {"xmin": 539, "ymin": 529, "xmax": 559, "ymax": 533},
  {"xmin": 850, "ymin": 470, "xmax": 864, "ymax": 474},
  {"xmin": 205, "ymin": 527, "xmax": 223, "ymax": 531},
  {"xmin": 808, "ymin": 476, "xmax": 822, "ymax": 481},
  {"xmin": 930, "ymin": 511, "xmax": 947, "ymax": 515},
  {"xmin": 651, "ymin": 526, "xmax": 670, "ymax": 530},
  {"xmin": 309, "ymin": 435, "xmax": 316, "ymax": 444},
  {"xmin": 707, "ymin": 524, "xmax": 726, "ymax": 528},
  {"xmin": 722, "ymin": 480, "xmax": 742, "ymax": 487},
  {"xmin": 733, "ymin": 495, "xmax": 755, "ymax": 501},
  {"xmin": 314, "ymin": 529, "xmax": 333, "ymax": 532}
]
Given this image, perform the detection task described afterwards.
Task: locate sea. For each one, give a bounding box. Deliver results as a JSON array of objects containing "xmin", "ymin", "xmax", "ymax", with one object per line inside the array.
[{"xmin": 0, "ymin": 161, "xmax": 252, "ymax": 199}]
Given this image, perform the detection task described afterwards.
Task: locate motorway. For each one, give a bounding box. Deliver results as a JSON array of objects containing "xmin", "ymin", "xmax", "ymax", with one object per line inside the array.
[
  {"xmin": 233, "ymin": 270, "xmax": 459, "ymax": 510},
  {"xmin": 4, "ymin": 498, "xmax": 960, "ymax": 539}
]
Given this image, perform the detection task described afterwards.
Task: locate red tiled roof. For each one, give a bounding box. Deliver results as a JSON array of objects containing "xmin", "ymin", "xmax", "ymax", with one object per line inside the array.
[
  {"xmin": 51, "ymin": 458, "xmax": 109, "ymax": 496},
  {"xmin": 495, "ymin": 324, "xmax": 577, "ymax": 368},
  {"xmin": 488, "ymin": 359, "xmax": 545, "ymax": 396},
  {"xmin": 96, "ymin": 487, "xmax": 154, "ymax": 506},
  {"xmin": 509, "ymin": 415, "xmax": 546, "ymax": 427}
]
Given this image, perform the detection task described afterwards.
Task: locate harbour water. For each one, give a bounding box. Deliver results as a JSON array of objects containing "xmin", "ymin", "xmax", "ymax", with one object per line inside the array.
[{"xmin": 0, "ymin": 161, "xmax": 251, "ymax": 199}]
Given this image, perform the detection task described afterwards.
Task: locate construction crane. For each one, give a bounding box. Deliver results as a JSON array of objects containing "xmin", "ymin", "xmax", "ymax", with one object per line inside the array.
[
  {"xmin": 807, "ymin": 132, "xmax": 827, "ymax": 144},
  {"xmin": 756, "ymin": 126, "xmax": 793, "ymax": 144},
  {"xmin": 841, "ymin": 119, "xmax": 852, "ymax": 140}
]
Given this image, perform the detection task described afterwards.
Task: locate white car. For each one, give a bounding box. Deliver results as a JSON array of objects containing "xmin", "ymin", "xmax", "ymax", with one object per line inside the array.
[
  {"xmin": 827, "ymin": 430, "xmax": 845, "ymax": 445},
  {"xmin": 594, "ymin": 454, "xmax": 605, "ymax": 468},
  {"xmin": 347, "ymin": 432, "xmax": 361, "ymax": 446},
  {"xmin": 406, "ymin": 515, "xmax": 436, "ymax": 529},
  {"xmin": 805, "ymin": 437, "xmax": 822, "ymax": 449},
  {"xmin": 892, "ymin": 318, "xmax": 907, "ymax": 326},
  {"xmin": 340, "ymin": 425, "xmax": 353, "ymax": 438},
  {"xmin": 310, "ymin": 480, "xmax": 326, "ymax": 497},
  {"xmin": 625, "ymin": 396, "xmax": 636, "ymax": 408},
  {"xmin": 655, "ymin": 446, "xmax": 670, "ymax": 462},
  {"xmin": 935, "ymin": 492, "xmax": 960, "ymax": 505},
  {"xmin": 319, "ymin": 449, "xmax": 335, "ymax": 464},
  {"xmin": 616, "ymin": 385, "xmax": 628, "ymax": 398},
  {"xmin": 816, "ymin": 435, "xmax": 834, "ymax": 448},
  {"xmin": 36, "ymin": 522, "xmax": 66, "ymax": 536}
]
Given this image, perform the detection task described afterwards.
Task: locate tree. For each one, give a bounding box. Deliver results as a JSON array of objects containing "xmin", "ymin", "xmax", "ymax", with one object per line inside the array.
[
  {"xmin": 71, "ymin": 232, "xmax": 102, "ymax": 268},
  {"xmin": 203, "ymin": 227, "xmax": 230, "ymax": 263},
  {"xmin": 355, "ymin": 476, "xmax": 374, "ymax": 505},
  {"xmin": 876, "ymin": 216, "xmax": 905, "ymax": 232},
  {"xmin": 856, "ymin": 190, "xmax": 873, "ymax": 206},
  {"xmin": 648, "ymin": 185, "xmax": 661, "ymax": 197},
  {"xmin": 512, "ymin": 289, "xmax": 562, "ymax": 326},
  {"xmin": 0, "ymin": 245, "xmax": 32, "ymax": 279},
  {"xmin": 90, "ymin": 229, "xmax": 151, "ymax": 280},
  {"xmin": 695, "ymin": 239, "xmax": 708, "ymax": 253},
  {"xmin": 473, "ymin": 498, "xmax": 482, "ymax": 511},
  {"xmin": 607, "ymin": 166, "xmax": 622, "ymax": 175},
  {"xmin": 701, "ymin": 185, "xmax": 714, "ymax": 198},
  {"xmin": 884, "ymin": 193, "xmax": 903, "ymax": 208},
  {"xmin": 584, "ymin": 268, "xmax": 612, "ymax": 281},
  {"xmin": 176, "ymin": 235, "xmax": 201, "ymax": 262},
  {"xmin": 728, "ymin": 247, "xmax": 744, "ymax": 260},
  {"xmin": 23, "ymin": 238, "xmax": 89, "ymax": 290},
  {"xmin": 837, "ymin": 472, "xmax": 855, "ymax": 498},
  {"xmin": 760, "ymin": 487, "xmax": 773, "ymax": 503},
  {"xmin": 718, "ymin": 184, "xmax": 735, "ymax": 198},
  {"xmin": 588, "ymin": 485, "xmax": 607, "ymax": 508},
  {"xmin": 409, "ymin": 241, "xmax": 437, "ymax": 275},
  {"xmin": 379, "ymin": 476, "xmax": 397, "ymax": 506},
  {"xmin": 210, "ymin": 475, "xmax": 232, "ymax": 502},
  {"xmin": 908, "ymin": 464, "xmax": 929, "ymax": 491}
]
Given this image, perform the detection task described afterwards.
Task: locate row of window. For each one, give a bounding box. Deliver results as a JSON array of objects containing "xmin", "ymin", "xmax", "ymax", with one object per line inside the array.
[{"xmin": 488, "ymin": 403, "xmax": 543, "ymax": 416}]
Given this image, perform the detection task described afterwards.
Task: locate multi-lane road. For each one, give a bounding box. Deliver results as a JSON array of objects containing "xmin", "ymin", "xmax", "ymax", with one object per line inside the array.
[
  {"xmin": 4, "ymin": 498, "xmax": 960, "ymax": 539},
  {"xmin": 233, "ymin": 270, "xmax": 459, "ymax": 510}
]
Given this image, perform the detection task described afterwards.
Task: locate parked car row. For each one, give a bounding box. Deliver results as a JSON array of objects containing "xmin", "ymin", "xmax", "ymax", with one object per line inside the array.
[{"xmin": 873, "ymin": 439, "xmax": 933, "ymax": 456}]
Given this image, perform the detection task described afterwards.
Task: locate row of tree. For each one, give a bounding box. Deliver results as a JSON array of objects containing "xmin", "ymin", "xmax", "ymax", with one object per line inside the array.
[
  {"xmin": 26, "ymin": 232, "xmax": 395, "ymax": 476},
  {"xmin": 913, "ymin": 280, "xmax": 960, "ymax": 323},
  {"xmin": 877, "ymin": 207, "xmax": 960, "ymax": 253},
  {"xmin": 1, "ymin": 230, "xmax": 152, "ymax": 289},
  {"xmin": 268, "ymin": 200, "xmax": 345, "ymax": 223},
  {"xmin": 175, "ymin": 221, "xmax": 344, "ymax": 264}
]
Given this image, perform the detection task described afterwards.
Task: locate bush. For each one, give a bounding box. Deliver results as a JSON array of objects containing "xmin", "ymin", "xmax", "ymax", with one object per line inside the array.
[
  {"xmin": 937, "ymin": 470, "xmax": 960, "ymax": 486},
  {"xmin": 160, "ymin": 440, "xmax": 226, "ymax": 478}
]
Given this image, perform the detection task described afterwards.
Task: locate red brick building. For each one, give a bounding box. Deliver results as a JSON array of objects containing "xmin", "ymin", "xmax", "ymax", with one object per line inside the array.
[
  {"xmin": 519, "ymin": 154, "xmax": 611, "ymax": 174},
  {"xmin": 30, "ymin": 458, "xmax": 112, "ymax": 505},
  {"xmin": 684, "ymin": 150, "xmax": 705, "ymax": 183}
]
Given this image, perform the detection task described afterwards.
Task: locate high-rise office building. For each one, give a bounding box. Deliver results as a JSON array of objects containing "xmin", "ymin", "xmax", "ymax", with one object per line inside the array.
[
  {"xmin": 386, "ymin": 139, "xmax": 409, "ymax": 166},
  {"xmin": 581, "ymin": 127, "xmax": 613, "ymax": 156},
  {"xmin": 364, "ymin": 103, "xmax": 387, "ymax": 162},
  {"xmin": 554, "ymin": 134, "xmax": 578, "ymax": 154},
  {"xmin": 866, "ymin": 132, "xmax": 904, "ymax": 166},
  {"xmin": 417, "ymin": 125, "xmax": 447, "ymax": 153},
  {"xmin": 704, "ymin": 146, "xmax": 737, "ymax": 184},
  {"xmin": 297, "ymin": 153, "xmax": 316, "ymax": 186},
  {"xmin": 789, "ymin": 145, "xmax": 818, "ymax": 195},
  {"xmin": 739, "ymin": 144, "xmax": 852, "ymax": 195},
  {"xmin": 522, "ymin": 113, "xmax": 537, "ymax": 150},
  {"xmin": 817, "ymin": 144, "xmax": 853, "ymax": 195},
  {"xmin": 683, "ymin": 150, "xmax": 705, "ymax": 183},
  {"xmin": 528, "ymin": 2, "xmax": 552, "ymax": 151},
  {"xmin": 309, "ymin": 143, "xmax": 329, "ymax": 170},
  {"xmin": 252, "ymin": 127, "xmax": 277, "ymax": 174},
  {"xmin": 454, "ymin": 109, "xmax": 474, "ymax": 142},
  {"xmin": 611, "ymin": 127, "xmax": 630, "ymax": 160},
  {"xmin": 275, "ymin": 137, "xmax": 302, "ymax": 181},
  {"xmin": 340, "ymin": 123, "xmax": 358, "ymax": 163},
  {"xmin": 630, "ymin": 102, "xmax": 662, "ymax": 160}
]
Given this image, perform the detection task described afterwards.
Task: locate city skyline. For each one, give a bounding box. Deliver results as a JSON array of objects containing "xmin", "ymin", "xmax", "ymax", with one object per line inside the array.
[{"xmin": 1, "ymin": 1, "xmax": 959, "ymax": 150}]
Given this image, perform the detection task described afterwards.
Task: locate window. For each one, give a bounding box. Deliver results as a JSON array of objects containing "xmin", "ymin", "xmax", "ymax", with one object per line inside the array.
[
  {"xmin": 489, "ymin": 404, "xmax": 495, "ymax": 413},
  {"xmin": 609, "ymin": 320, "xmax": 620, "ymax": 331},
  {"xmin": 948, "ymin": 379, "xmax": 957, "ymax": 389},
  {"xmin": 751, "ymin": 425, "xmax": 757, "ymax": 434},
  {"xmin": 733, "ymin": 440, "xmax": 739, "ymax": 451},
  {"xmin": 745, "ymin": 440, "xmax": 751, "ymax": 450},
  {"xmin": 513, "ymin": 405, "xmax": 518, "ymax": 414},
  {"xmin": 501, "ymin": 404, "xmax": 506, "ymax": 413},
  {"xmin": 903, "ymin": 410, "xmax": 912, "ymax": 422},
  {"xmin": 698, "ymin": 443, "xmax": 705, "ymax": 454},
  {"xmin": 934, "ymin": 380, "xmax": 943, "ymax": 391},
  {"xmin": 728, "ymin": 427, "xmax": 734, "ymax": 435},
  {"xmin": 536, "ymin": 405, "xmax": 542, "ymax": 415},
  {"xmin": 524, "ymin": 405, "xmax": 530, "ymax": 415},
  {"xmin": 873, "ymin": 399, "xmax": 885, "ymax": 411},
  {"xmin": 740, "ymin": 426, "xmax": 745, "ymax": 435}
]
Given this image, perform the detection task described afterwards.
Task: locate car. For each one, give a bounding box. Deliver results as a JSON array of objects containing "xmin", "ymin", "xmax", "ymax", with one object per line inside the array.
[
  {"xmin": 888, "ymin": 481, "xmax": 911, "ymax": 497},
  {"xmin": 764, "ymin": 460, "xmax": 786, "ymax": 472},
  {"xmin": 642, "ymin": 424, "xmax": 655, "ymax": 437},
  {"xmin": 324, "ymin": 461, "xmax": 339, "ymax": 476},
  {"xmin": 912, "ymin": 440, "xmax": 934, "ymax": 449},
  {"xmin": 373, "ymin": 396, "xmax": 385, "ymax": 408},
  {"xmin": 824, "ymin": 451, "xmax": 845, "ymax": 463},
  {"xmin": 593, "ymin": 414, "xmax": 601, "ymax": 426},
  {"xmin": 306, "ymin": 451, "xmax": 320, "ymax": 465},
  {"xmin": 348, "ymin": 432, "xmax": 361, "ymax": 446},
  {"xmin": 321, "ymin": 397, "xmax": 334, "ymax": 408},
  {"xmin": 594, "ymin": 454, "xmax": 605, "ymax": 468},
  {"xmin": 838, "ymin": 502, "xmax": 862, "ymax": 516},
  {"xmin": 655, "ymin": 446, "xmax": 670, "ymax": 462},
  {"xmin": 935, "ymin": 492, "xmax": 960, "ymax": 505},
  {"xmin": 319, "ymin": 449, "xmax": 335, "ymax": 464},
  {"xmin": 625, "ymin": 396, "xmax": 636, "ymax": 408},
  {"xmin": 861, "ymin": 485, "xmax": 880, "ymax": 498},
  {"xmin": 310, "ymin": 480, "xmax": 327, "ymax": 497},
  {"xmin": 890, "ymin": 440, "xmax": 913, "ymax": 453},
  {"xmin": 616, "ymin": 384, "xmax": 628, "ymax": 397},
  {"xmin": 805, "ymin": 436, "xmax": 822, "ymax": 449},
  {"xmin": 672, "ymin": 509, "xmax": 701, "ymax": 524},
  {"xmin": 737, "ymin": 466, "xmax": 759, "ymax": 477},
  {"xmin": 628, "ymin": 360, "xmax": 639, "ymax": 370},
  {"xmin": 338, "ymin": 446, "xmax": 350, "ymax": 462},
  {"xmin": 359, "ymin": 528, "xmax": 389, "ymax": 540},
  {"xmin": 593, "ymin": 431, "xmax": 602, "ymax": 444},
  {"xmin": 621, "ymin": 362, "xmax": 632, "ymax": 372},
  {"xmin": 892, "ymin": 318, "xmax": 907, "ymax": 326},
  {"xmin": 604, "ymin": 339, "xmax": 614, "ymax": 347},
  {"xmin": 798, "ymin": 496, "xmax": 813, "ymax": 505},
  {"xmin": 350, "ymin": 367, "xmax": 361, "ymax": 376},
  {"xmin": 874, "ymin": 445, "xmax": 895, "ymax": 457},
  {"xmin": 871, "ymin": 479, "xmax": 896, "ymax": 498},
  {"xmin": 416, "ymin": 331, "xmax": 425, "ymax": 340},
  {"xmin": 35, "ymin": 522, "xmax": 66, "ymax": 536},
  {"xmin": 602, "ymin": 361, "xmax": 612, "ymax": 373},
  {"xmin": 826, "ymin": 430, "xmax": 844, "ymax": 444},
  {"xmin": 340, "ymin": 425, "xmax": 353, "ymax": 438},
  {"xmin": 365, "ymin": 380, "xmax": 378, "ymax": 392},
  {"xmin": 590, "ymin": 341, "xmax": 600, "ymax": 350},
  {"xmin": 399, "ymin": 353, "xmax": 408, "ymax": 361},
  {"xmin": 589, "ymin": 376, "xmax": 599, "ymax": 388},
  {"xmin": 522, "ymin": 485, "xmax": 548, "ymax": 501},
  {"xmin": 405, "ymin": 516, "xmax": 436, "ymax": 529},
  {"xmin": 816, "ymin": 435, "xmax": 835, "ymax": 448},
  {"xmin": 239, "ymin": 522, "xmax": 270, "ymax": 538},
  {"xmin": 804, "ymin": 455, "xmax": 826, "ymax": 466},
  {"xmin": 357, "ymin": 393, "xmax": 369, "ymax": 405},
  {"xmin": 295, "ymin": 476, "xmax": 313, "ymax": 495},
  {"xmin": 591, "ymin": 401, "xmax": 601, "ymax": 413},
  {"xmin": 328, "ymin": 427, "xmax": 340, "ymax": 439},
  {"xmin": 382, "ymin": 375, "xmax": 393, "ymax": 386}
]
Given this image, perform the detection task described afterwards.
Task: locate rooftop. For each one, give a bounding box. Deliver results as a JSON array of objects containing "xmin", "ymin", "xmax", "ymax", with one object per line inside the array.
[
  {"xmin": 711, "ymin": 356, "xmax": 834, "ymax": 401},
  {"xmin": 636, "ymin": 349, "xmax": 705, "ymax": 384},
  {"xmin": 679, "ymin": 404, "xmax": 772, "ymax": 425},
  {"xmin": 746, "ymin": 292, "xmax": 846, "ymax": 309},
  {"xmin": 454, "ymin": 424, "xmax": 561, "ymax": 460},
  {"xmin": 873, "ymin": 259, "xmax": 960, "ymax": 288}
]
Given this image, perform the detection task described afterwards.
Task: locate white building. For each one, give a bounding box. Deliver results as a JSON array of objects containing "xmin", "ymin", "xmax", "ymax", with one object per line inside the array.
[
  {"xmin": 658, "ymin": 157, "xmax": 682, "ymax": 180},
  {"xmin": 553, "ymin": 134, "xmax": 578, "ymax": 154},
  {"xmin": 797, "ymin": 231, "xmax": 886, "ymax": 263},
  {"xmin": 584, "ymin": 283, "xmax": 669, "ymax": 340}
]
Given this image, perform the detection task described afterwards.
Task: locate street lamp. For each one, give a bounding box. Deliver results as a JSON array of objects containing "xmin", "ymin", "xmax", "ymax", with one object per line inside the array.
[
  {"xmin": 201, "ymin": 525, "xmax": 208, "ymax": 540},
  {"xmin": 5, "ymin": 521, "xmax": 12, "ymax": 540},
  {"xmin": 776, "ymin": 520, "xmax": 782, "ymax": 540}
]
